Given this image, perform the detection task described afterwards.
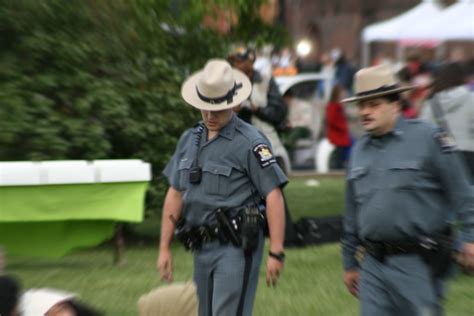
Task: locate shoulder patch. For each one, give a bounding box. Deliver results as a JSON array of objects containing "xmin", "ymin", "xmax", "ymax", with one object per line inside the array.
[
  {"xmin": 433, "ymin": 128, "xmax": 457, "ymax": 153},
  {"xmin": 252, "ymin": 143, "xmax": 276, "ymax": 168}
]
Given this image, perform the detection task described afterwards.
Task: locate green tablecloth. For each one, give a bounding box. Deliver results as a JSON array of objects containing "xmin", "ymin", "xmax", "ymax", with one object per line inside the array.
[{"xmin": 0, "ymin": 182, "xmax": 148, "ymax": 257}]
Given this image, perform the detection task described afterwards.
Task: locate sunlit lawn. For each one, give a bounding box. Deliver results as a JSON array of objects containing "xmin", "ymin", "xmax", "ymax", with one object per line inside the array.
[{"xmin": 7, "ymin": 177, "xmax": 474, "ymax": 315}]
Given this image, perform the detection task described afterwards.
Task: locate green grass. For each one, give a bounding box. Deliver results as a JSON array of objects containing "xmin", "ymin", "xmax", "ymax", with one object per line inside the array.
[
  {"xmin": 8, "ymin": 243, "xmax": 474, "ymax": 315},
  {"xmin": 285, "ymin": 176, "xmax": 346, "ymax": 219},
  {"xmin": 6, "ymin": 177, "xmax": 474, "ymax": 315}
]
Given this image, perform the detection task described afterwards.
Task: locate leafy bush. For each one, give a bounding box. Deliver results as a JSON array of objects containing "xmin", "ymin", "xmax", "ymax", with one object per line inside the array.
[{"xmin": 0, "ymin": 0, "xmax": 290, "ymax": 218}]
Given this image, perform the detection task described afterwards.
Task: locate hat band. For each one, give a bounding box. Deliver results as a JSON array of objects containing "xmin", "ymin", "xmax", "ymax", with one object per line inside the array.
[
  {"xmin": 356, "ymin": 84, "xmax": 399, "ymax": 97},
  {"xmin": 196, "ymin": 82, "xmax": 243, "ymax": 105}
]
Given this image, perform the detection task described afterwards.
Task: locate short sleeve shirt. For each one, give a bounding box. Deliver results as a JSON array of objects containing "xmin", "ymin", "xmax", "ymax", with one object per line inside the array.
[
  {"xmin": 163, "ymin": 114, "xmax": 288, "ymax": 226},
  {"xmin": 347, "ymin": 118, "xmax": 474, "ymax": 242}
]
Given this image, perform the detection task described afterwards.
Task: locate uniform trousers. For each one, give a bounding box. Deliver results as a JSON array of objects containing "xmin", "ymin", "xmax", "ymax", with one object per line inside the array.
[
  {"xmin": 360, "ymin": 254, "xmax": 442, "ymax": 316},
  {"xmin": 193, "ymin": 234, "xmax": 264, "ymax": 316}
]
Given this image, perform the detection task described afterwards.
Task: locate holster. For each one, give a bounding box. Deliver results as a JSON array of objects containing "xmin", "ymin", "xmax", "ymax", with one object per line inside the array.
[
  {"xmin": 217, "ymin": 205, "xmax": 263, "ymax": 252},
  {"xmin": 240, "ymin": 206, "xmax": 261, "ymax": 252},
  {"xmin": 417, "ymin": 228, "xmax": 454, "ymax": 278},
  {"xmin": 174, "ymin": 217, "xmax": 222, "ymax": 251},
  {"xmin": 174, "ymin": 205, "xmax": 264, "ymax": 253},
  {"xmin": 364, "ymin": 228, "xmax": 454, "ymax": 278}
]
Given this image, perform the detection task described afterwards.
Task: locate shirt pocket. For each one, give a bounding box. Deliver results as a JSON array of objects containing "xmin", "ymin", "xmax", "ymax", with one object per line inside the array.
[
  {"xmin": 387, "ymin": 161, "xmax": 420, "ymax": 190},
  {"xmin": 202, "ymin": 161, "xmax": 232, "ymax": 196},
  {"xmin": 178, "ymin": 159, "xmax": 193, "ymax": 191},
  {"xmin": 348, "ymin": 166, "xmax": 370, "ymax": 200}
]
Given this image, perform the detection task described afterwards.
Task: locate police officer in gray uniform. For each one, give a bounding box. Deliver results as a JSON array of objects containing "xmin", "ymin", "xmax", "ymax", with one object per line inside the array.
[
  {"xmin": 157, "ymin": 59, "xmax": 287, "ymax": 316},
  {"xmin": 341, "ymin": 64, "xmax": 474, "ymax": 316}
]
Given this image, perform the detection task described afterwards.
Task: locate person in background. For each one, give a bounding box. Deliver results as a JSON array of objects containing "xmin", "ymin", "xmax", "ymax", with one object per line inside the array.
[
  {"xmin": 138, "ymin": 282, "xmax": 198, "ymax": 316},
  {"xmin": 228, "ymin": 46, "xmax": 302, "ymax": 247},
  {"xmin": 341, "ymin": 64, "xmax": 474, "ymax": 315},
  {"xmin": 420, "ymin": 62, "xmax": 474, "ymax": 181},
  {"xmin": 331, "ymin": 48, "xmax": 356, "ymax": 96},
  {"xmin": 20, "ymin": 288, "xmax": 103, "ymax": 316},
  {"xmin": 227, "ymin": 46, "xmax": 289, "ymax": 158},
  {"xmin": 326, "ymin": 84, "xmax": 351, "ymax": 170},
  {"xmin": 465, "ymin": 58, "xmax": 474, "ymax": 91},
  {"xmin": 420, "ymin": 62, "xmax": 474, "ymax": 278},
  {"xmin": 0, "ymin": 275, "xmax": 21, "ymax": 316}
]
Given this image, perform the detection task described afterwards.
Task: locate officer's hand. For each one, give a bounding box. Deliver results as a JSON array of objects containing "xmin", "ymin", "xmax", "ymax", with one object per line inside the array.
[
  {"xmin": 343, "ymin": 269, "xmax": 359, "ymax": 298},
  {"xmin": 157, "ymin": 249, "xmax": 173, "ymax": 282},
  {"xmin": 266, "ymin": 257, "xmax": 284, "ymax": 288},
  {"xmin": 457, "ymin": 242, "xmax": 474, "ymax": 273}
]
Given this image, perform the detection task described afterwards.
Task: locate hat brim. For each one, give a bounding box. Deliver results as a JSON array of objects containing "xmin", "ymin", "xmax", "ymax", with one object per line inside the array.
[
  {"xmin": 181, "ymin": 68, "xmax": 252, "ymax": 111},
  {"xmin": 341, "ymin": 86, "xmax": 416, "ymax": 103}
]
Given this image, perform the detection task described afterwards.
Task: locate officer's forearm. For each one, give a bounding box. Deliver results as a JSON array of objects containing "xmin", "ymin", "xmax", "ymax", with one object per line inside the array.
[
  {"xmin": 159, "ymin": 187, "xmax": 183, "ymax": 251},
  {"xmin": 265, "ymin": 187, "xmax": 285, "ymax": 252}
]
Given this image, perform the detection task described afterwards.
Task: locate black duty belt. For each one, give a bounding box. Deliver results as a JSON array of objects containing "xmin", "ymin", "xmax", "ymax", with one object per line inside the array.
[
  {"xmin": 362, "ymin": 230, "xmax": 454, "ymax": 278},
  {"xmin": 363, "ymin": 240, "xmax": 430, "ymax": 263},
  {"xmin": 174, "ymin": 205, "xmax": 264, "ymax": 252}
]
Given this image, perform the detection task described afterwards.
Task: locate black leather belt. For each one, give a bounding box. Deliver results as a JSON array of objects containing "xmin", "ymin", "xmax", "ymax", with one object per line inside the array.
[{"xmin": 363, "ymin": 240, "xmax": 423, "ymax": 262}]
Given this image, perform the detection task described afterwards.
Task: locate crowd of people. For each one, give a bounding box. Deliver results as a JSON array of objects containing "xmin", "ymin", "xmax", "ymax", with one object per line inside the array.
[{"xmin": 267, "ymin": 45, "xmax": 474, "ymax": 174}]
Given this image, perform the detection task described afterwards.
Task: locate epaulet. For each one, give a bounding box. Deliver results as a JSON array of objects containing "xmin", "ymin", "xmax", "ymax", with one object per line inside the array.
[{"xmin": 235, "ymin": 118, "xmax": 258, "ymax": 140}]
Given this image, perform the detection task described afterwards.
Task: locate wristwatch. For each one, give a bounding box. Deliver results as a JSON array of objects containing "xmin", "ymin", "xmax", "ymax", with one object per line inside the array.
[{"xmin": 268, "ymin": 251, "xmax": 285, "ymax": 262}]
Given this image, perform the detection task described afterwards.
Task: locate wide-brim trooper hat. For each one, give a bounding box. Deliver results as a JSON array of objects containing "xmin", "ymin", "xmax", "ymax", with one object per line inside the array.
[
  {"xmin": 342, "ymin": 64, "xmax": 415, "ymax": 103},
  {"xmin": 181, "ymin": 59, "xmax": 252, "ymax": 111}
]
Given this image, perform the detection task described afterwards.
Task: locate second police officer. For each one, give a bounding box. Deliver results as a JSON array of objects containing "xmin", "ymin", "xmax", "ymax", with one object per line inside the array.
[{"xmin": 341, "ymin": 64, "xmax": 474, "ymax": 315}]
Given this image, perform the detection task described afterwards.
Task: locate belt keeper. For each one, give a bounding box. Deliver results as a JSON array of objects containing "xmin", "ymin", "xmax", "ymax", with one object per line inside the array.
[{"xmin": 269, "ymin": 251, "xmax": 285, "ymax": 262}]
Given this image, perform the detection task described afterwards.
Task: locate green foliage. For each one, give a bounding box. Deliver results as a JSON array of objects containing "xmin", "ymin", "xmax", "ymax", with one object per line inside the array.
[
  {"xmin": 230, "ymin": 1, "xmax": 291, "ymax": 49},
  {"xmin": 0, "ymin": 0, "xmax": 290, "ymax": 216},
  {"xmin": 0, "ymin": 0, "xmax": 221, "ymax": 213}
]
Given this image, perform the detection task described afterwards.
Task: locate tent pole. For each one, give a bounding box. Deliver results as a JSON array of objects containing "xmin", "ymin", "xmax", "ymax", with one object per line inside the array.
[
  {"xmin": 435, "ymin": 42, "xmax": 445, "ymax": 62},
  {"xmin": 362, "ymin": 40, "xmax": 370, "ymax": 67},
  {"xmin": 396, "ymin": 42, "xmax": 404, "ymax": 65}
]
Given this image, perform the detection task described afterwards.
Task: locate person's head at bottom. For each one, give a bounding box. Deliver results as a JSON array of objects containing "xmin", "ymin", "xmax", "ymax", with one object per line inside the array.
[
  {"xmin": 138, "ymin": 282, "xmax": 198, "ymax": 316},
  {"xmin": 181, "ymin": 58, "xmax": 251, "ymax": 137},
  {"xmin": 20, "ymin": 288, "xmax": 102, "ymax": 316},
  {"xmin": 0, "ymin": 275, "xmax": 21, "ymax": 316},
  {"xmin": 342, "ymin": 64, "xmax": 414, "ymax": 136}
]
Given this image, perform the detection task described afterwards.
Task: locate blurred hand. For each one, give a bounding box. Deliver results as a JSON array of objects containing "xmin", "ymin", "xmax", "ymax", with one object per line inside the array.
[
  {"xmin": 456, "ymin": 242, "xmax": 474, "ymax": 274},
  {"xmin": 344, "ymin": 269, "xmax": 360, "ymax": 298},
  {"xmin": 157, "ymin": 249, "xmax": 173, "ymax": 282},
  {"xmin": 266, "ymin": 257, "xmax": 284, "ymax": 288}
]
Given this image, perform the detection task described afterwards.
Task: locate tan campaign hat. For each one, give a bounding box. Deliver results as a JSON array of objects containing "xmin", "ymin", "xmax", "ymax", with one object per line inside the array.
[
  {"xmin": 342, "ymin": 64, "xmax": 415, "ymax": 103},
  {"xmin": 181, "ymin": 59, "xmax": 252, "ymax": 111}
]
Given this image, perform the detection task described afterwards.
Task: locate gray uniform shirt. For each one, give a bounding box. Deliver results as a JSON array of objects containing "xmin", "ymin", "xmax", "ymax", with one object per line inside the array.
[
  {"xmin": 163, "ymin": 113, "xmax": 288, "ymax": 226},
  {"xmin": 342, "ymin": 117, "xmax": 474, "ymax": 270}
]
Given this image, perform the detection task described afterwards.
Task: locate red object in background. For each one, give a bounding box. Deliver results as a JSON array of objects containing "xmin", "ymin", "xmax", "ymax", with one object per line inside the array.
[
  {"xmin": 403, "ymin": 106, "xmax": 418, "ymax": 119},
  {"xmin": 326, "ymin": 101, "xmax": 351, "ymax": 147}
]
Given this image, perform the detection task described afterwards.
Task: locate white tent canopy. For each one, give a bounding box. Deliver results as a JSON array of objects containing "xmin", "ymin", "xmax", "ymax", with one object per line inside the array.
[
  {"xmin": 362, "ymin": 0, "xmax": 443, "ymax": 42},
  {"xmin": 405, "ymin": 0, "xmax": 474, "ymax": 40}
]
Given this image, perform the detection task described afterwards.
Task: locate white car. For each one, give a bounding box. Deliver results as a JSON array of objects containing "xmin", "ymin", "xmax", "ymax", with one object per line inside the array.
[{"xmin": 275, "ymin": 73, "xmax": 336, "ymax": 173}]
